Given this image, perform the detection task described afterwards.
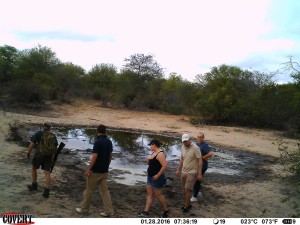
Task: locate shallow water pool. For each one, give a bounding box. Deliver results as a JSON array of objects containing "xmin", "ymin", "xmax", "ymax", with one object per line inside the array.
[{"xmin": 40, "ymin": 127, "xmax": 257, "ymax": 185}]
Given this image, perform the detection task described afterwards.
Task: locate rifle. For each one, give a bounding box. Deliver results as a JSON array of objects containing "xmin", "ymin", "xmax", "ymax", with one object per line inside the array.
[{"xmin": 50, "ymin": 142, "xmax": 65, "ymax": 173}]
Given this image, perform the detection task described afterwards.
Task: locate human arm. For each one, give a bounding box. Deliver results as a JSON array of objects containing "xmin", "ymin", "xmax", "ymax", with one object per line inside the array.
[
  {"xmin": 203, "ymin": 151, "xmax": 213, "ymax": 160},
  {"xmin": 197, "ymin": 157, "xmax": 203, "ymax": 181},
  {"xmin": 54, "ymin": 135, "xmax": 59, "ymax": 148},
  {"xmin": 27, "ymin": 142, "xmax": 35, "ymax": 159},
  {"xmin": 196, "ymin": 145, "xmax": 203, "ymax": 180},
  {"xmin": 109, "ymin": 152, "xmax": 112, "ymax": 165},
  {"xmin": 85, "ymin": 153, "xmax": 98, "ymax": 177},
  {"xmin": 146, "ymin": 152, "xmax": 154, "ymax": 165},
  {"xmin": 27, "ymin": 131, "xmax": 40, "ymax": 158},
  {"xmin": 201, "ymin": 143, "xmax": 213, "ymax": 160},
  {"xmin": 176, "ymin": 157, "xmax": 183, "ymax": 177}
]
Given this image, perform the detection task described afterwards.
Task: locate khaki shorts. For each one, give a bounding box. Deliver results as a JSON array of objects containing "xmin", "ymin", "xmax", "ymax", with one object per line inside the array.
[{"xmin": 181, "ymin": 173, "xmax": 197, "ymax": 190}]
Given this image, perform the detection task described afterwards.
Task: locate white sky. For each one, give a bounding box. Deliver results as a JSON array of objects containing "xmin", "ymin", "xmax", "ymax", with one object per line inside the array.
[{"xmin": 1, "ymin": 0, "xmax": 299, "ymax": 83}]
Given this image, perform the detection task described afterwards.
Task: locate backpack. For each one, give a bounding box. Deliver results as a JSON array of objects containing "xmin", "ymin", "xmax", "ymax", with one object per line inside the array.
[{"xmin": 40, "ymin": 131, "xmax": 57, "ymax": 157}]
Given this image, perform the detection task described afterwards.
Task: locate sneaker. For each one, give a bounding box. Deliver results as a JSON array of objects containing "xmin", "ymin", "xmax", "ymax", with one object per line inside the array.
[
  {"xmin": 181, "ymin": 206, "xmax": 189, "ymax": 213},
  {"xmin": 138, "ymin": 211, "xmax": 149, "ymax": 217},
  {"xmin": 76, "ymin": 208, "xmax": 82, "ymax": 214},
  {"xmin": 197, "ymin": 192, "xmax": 203, "ymax": 198},
  {"xmin": 181, "ymin": 205, "xmax": 192, "ymax": 213},
  {"xmin": 76, "ymin": 208, "xmax": 89, "ymax": 216},
  {"xmin": 190, "ymin": 196, "xmax": 198, "ymax": 203},
  {"xmin": 100, "ymin": 212, "xmax": 114, "ymax": 217},
  {"xmin": 161, "ymin": 210, "xmax": 169, "ymax": 218}
]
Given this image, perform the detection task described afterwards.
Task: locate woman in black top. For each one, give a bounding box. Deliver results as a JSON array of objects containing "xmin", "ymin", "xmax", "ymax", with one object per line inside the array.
[{"xmin": 138, "ymin": 139, "xmax": 169, "ymax": 218}]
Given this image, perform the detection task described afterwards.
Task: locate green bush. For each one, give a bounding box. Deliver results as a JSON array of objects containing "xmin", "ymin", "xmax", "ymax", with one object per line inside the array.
[
  {"xmin": 278, "ymin": 142, "xmax": 300, "ymax": 176},
  {"xmin": 9, "ymin": 80, "xmax": 48, "ymax": 104},
  {"xmin": 278, "ymin": 141, "xmax": 300, "ymax": 217}
]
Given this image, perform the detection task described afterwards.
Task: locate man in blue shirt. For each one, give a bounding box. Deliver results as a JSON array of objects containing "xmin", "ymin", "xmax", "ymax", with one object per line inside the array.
[
  {"xmin": 190, "ymin": 131, "xmax": 213, "ymax": 203},
  {"xmin": 76, "ymin": 125, "xmax": 114, "ymax": 217}
]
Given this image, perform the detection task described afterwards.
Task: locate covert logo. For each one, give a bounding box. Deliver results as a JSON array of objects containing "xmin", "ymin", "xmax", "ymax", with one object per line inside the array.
[{"xmin": 1, "ymin": 212, "xmax": 34, "ymax": 225}]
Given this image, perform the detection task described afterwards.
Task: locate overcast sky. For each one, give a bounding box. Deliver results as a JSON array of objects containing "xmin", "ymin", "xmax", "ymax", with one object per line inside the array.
[{"xmin": 1, "ymin": 0, "xmax": 299, "ymax": 83}]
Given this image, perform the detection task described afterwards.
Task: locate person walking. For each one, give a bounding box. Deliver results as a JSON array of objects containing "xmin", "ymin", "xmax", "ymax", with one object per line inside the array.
[
  {"xmin": 190, "ymin": 131, "xmax": 213, "ymax": 203},
  {"xmin": 176, "ymin": 134, "xmax": 203, "ymax": 213},
  {"xmin": 76, "ymin": 125, "xmax": 114, "ymax": 217},
  {"xmin": 27, "ymin": 123, "xmax": 58, "ymax": 198},
  {"xmin": 138, "ymin": 139, "xmax": 169, "ymax": 218}
]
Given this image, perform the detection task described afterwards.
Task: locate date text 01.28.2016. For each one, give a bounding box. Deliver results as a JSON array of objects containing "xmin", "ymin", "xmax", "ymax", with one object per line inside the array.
[{"xmin": 140, "ymin": 219, "xmax": 198, "ymax": 225}]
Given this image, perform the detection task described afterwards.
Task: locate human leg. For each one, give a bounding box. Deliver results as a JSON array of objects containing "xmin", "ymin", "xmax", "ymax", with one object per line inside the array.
[
  {"xmin": 184, "ymin": 188, "xmax": 192, "ymax": 207},
  {"xmin": 44, "ymin": 171, "xmax": 51, "ymax": 188},
  {"xmin": 27, "ymin": 166, "xmax": 38, "ymax": 191},
  {"xmin": 28, "ymin": 154, "xmax": 40, "ymax": 191},
  {"xmin": 192, "ymin": 180, "xmax": 200, "ymax": 198},
  {"xmin": 192, "ymin": 163, "xmax": 208, "ymax": 199},
  {"xmin": 138, "ymin": 177, "xmax": 154, "ymax": 217},
  {"xmin": 181, "ymin": 173, "xmax": 191, "ymax": 211},
  {"xmin": 182, "ymin": 173, "xmax": 197, "ymax": 211},
  {"xmin": 98, "ymin": 173, "xmax": 114, "ymax": 215},
  {"xmin": 144, "ymin": 184, "xmax": 154, "ymax": 212},
  {"xmin": 42, "ymin": 171, "xmax": 51, "ymax": 198},
  {"xmin": 153, "ymin": 188, "xmax": 168, "ymax": 212},
  {"xmin": 80, "ymin": 173, "xmax": 98, "ymax": 214},
  {"xmin": 32, "ymin": 166, "xmax": 37, "ymax": 182},
  {"xmin": 41, "ymin": 156, "xmax": 53, "ymax": 198}
]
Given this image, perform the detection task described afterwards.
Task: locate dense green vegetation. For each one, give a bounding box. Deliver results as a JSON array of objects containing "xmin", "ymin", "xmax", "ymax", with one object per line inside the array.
[{"xmin": 0, "ymin": 44, "xmax": 299, "ymax": 137}]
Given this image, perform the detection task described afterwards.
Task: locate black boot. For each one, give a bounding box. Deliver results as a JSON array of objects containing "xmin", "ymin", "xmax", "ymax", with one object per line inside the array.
[
  {"xmin": 27, "ymin": 182, "xmax": 38, "ymax": 191},
  {"xmin": 43, "ymin": 188, "xmax": 50, "ymax": 198}
]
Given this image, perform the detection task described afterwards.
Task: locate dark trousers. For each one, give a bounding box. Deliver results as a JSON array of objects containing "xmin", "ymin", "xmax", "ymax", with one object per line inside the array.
[{"xmin": 192, "ymin": 162, "xmax": 208, "ymax": 197}]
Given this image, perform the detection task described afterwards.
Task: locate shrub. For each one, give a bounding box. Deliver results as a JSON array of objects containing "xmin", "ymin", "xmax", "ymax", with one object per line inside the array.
[{"xmin": 278, "ymin": 142, "xmax": 300, "ymax": 176}]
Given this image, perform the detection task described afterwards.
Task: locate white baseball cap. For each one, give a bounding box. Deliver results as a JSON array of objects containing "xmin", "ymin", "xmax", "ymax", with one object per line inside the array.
[{"xmin": 181, "ymin": 134, "xmax": 190, "ymax": 142}]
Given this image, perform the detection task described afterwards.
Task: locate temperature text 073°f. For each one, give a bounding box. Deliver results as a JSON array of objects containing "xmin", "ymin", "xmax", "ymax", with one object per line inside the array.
[{"xmin": 261, "ymin": 219, "xmax": 278, "ymax": 224}]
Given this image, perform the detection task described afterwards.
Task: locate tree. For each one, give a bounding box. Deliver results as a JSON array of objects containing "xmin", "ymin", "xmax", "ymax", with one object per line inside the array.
[
  {"xmin": 122, "ymin": 53, "xmax": 164, "ymax": 82},
  {"xmin": 195, "ymin": 64, "xmax": 275, "ymax": 124},
  {"xmin": 160, "ymin": 73, "xmax": 184, "ymax": 114},
  {"xmin": 10, "ymin": 45, "xmax": 61, "ymax": 104},
  {"xmin": 85, "ymin": 63, "xmax": 117, "ymax": 104},
  {"xmin": 145, "ymin": 77, "xmax": 164, "ymax": 110},
  {"xmin": 0, "ymin": 45, "xmax": 19, "ymax": 83},
  {"xmin": 159, "ymin": 73, "xmax": 198, "ymax": 114},
  {"xmin": 282, "ymin": 56, "xmax": 300, "ymax": 83},
  {"xmin": 114, "ymin": 70, "xmax": 141, "ymax": 108},
  {"xmin": 52, "ymin": 62, "xmax": 85, "ymax": 101},
  {"xmin": 14, "ymin": 44, "xmax": 60, "ymax": 79},
  {"xmin": 117, "ymin": 53, "xmax": 164, "ymax": 109}
]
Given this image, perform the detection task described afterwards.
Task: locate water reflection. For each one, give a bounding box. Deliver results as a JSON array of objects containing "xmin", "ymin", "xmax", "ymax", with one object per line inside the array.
[
  {"xmin": 54, "ymin": 128, "xmax": 182, "ymax": 158},
  {"xmin": 48, "ymin": 127, "xmax": 256, "ymax": 185}
]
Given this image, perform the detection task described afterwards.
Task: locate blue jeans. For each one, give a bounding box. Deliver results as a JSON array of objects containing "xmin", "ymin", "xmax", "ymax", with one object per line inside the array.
[{"xmin": 147, "ymin": 174, "xmax": 166, "ymax": 189}]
